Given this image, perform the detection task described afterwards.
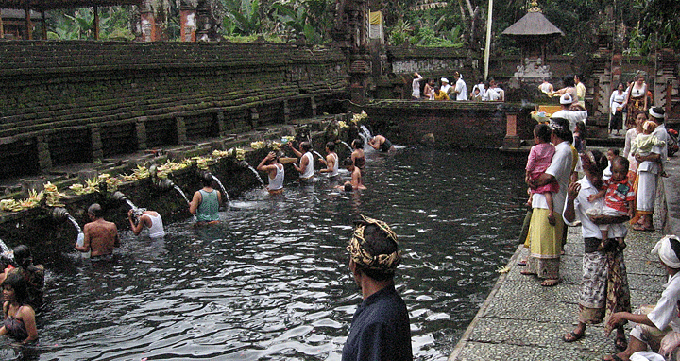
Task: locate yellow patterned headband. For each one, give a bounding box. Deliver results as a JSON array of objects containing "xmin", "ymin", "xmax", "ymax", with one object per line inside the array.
[{"xmin": 347, "ymin": 215, "xmax": 400, "ymax": 271}]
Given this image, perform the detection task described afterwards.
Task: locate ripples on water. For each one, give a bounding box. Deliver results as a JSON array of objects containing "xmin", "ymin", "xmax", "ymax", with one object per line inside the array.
[{"xmin": 22, "ymin": 147, "xmax": 526, "ymax": 361}]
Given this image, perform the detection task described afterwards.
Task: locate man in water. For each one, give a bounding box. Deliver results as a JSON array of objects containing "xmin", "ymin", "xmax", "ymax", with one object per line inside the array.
[
  {"xmin": 288, "ymin": 141, "xmax": 315, "ymax": 182},
  {"xmin": 342, "ymin": 215, "xmax": 412, "ymax": 361},
  {"xmin": 257, "ymin": 151, "xmax": 284, "ymax": 195},
  {"xmin": 368, "ymin": 135, "xmax": 394, "ymax": 152},
  {"xmin": 127, "ymin": 209, "xmax": 165, "ymax": 238},
  {"xmin": 77, "ymin": 203, "xmax": 120, "ymax": 258},
  {"xmin": 336, "ymin": 158, "xmax": 366, "ymax": 190},
  {"xmin": 189, "ymin": 172, "xmax": 222, "ymax": 224},
  {"xmin": 318, "ymin": 142, "xmax": 339, "ymax": 178}
]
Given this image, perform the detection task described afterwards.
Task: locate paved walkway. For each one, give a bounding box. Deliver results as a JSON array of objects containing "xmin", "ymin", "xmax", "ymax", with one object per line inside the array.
[{"xmin": 449, "ymin": 155, "xmax": 680, "ymax": 361}]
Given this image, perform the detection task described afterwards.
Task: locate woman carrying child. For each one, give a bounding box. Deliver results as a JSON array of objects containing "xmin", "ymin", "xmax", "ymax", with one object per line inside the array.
[{"xmin": 525, "ymin": 124, "xmax": 559, "ymax": 225}]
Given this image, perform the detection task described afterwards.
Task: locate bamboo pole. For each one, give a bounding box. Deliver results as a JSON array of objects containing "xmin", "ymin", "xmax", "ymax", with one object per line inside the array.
[{"xmin": 483, "ymin": 0, "xmax": 493, "ymax": 80}]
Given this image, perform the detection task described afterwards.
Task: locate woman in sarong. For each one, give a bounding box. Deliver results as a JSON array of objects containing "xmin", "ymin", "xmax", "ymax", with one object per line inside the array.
[
  {"xmin": 562, "ymin": 149, "xmax": 632, "ymax": 351},
  {"xmin": 624, "ymin": 75, "xmax": 648, "ymax": 129}
]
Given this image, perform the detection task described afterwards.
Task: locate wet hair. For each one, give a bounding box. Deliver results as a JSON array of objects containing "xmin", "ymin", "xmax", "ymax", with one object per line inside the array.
[
  {"xmin": 355, "ymin": 224, "xmax": 399, "ymax": 282},
  {"xmin": 563, "ymin": 76, "xmax": 574, "ymax": 87},
  {"xmin": 611, "ymin": 156, "xmax": 629, "ymax": 173},
  {"xmin": 2, "ymin": 272, "xmax": 29, "ymax": 305},
  {"xmin": 300, "ymin": 142, "xmax": 312, "ymax": 152},
  {"xmin": 88, "ymin": 203, "xmax": 104, "ymax": 218},
  {"xmin": 13, "ymin": 245, "xmax": 32, "ymax": 269},
  {"xmin": 343, "ymin": 158, "xmax": 354, "ymax": 167},
  {"xmin": 608, "ymin": 148, "xmax": 620, "ymax": 156},
  {"xmin": 534, "ymin": 124, "xmax": 551, "ymax": 143},
  {"xmin": 201, "ymin": 172, "xmax": 214, "ymax": 187},
  {"xmin": 351, "ymin": 138, "xmax": 364, "ymax": 149},
  {"xmin": 344, "ymin": 183, "xmax": 353, "ymax": 192},
  {"xmin": 326, "ymin": 142, "xmax": 335, "ymax": 152}
]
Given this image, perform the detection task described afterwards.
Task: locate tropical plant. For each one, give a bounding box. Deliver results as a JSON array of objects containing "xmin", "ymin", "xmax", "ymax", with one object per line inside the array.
[{"xmin": 222, "ymin": 0, "xmax": 263, "ymax": 36}]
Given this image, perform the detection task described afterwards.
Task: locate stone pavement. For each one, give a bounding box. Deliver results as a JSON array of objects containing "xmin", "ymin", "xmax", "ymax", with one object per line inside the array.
[{"xmin": 449, "ymin": 154, "xmax": 680, "ymax": 361}]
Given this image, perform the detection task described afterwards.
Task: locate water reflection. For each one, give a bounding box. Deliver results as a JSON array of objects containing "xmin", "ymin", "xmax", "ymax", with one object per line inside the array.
[{"xmin": 35, "ymin": 147, "xmax": 525, "ymax": 360}]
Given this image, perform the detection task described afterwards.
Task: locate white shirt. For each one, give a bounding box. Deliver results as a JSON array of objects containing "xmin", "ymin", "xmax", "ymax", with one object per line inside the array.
[
  {"xmin": 412, "ymin": 76, "xmax": 423, "ymax": 98},
  {"xmin": 532, "ymin": 141, "xmax": 572, "ymax": 214},
  {"xmin": 563, "ymin": 177, "xmax": 604, "ymax": 239},
  {"xmin": 551, "ymin": 109, "xmax": 588, "ymax": 132},
  {"xmin": 623, "ymin": 128, "xmax": 639, "ymax": 173},
  {"xmin": 472, "ymin": 83, "xmax": 485, "ymax": 96},
  {"xmin": 638, "ymin": 123, "xmax": 668, "ymax": 174},
  {"xmin": 454, "ymin": 78, "xmax": 468, "ymax": 101},
  {"xmin": 648, "ymin": 272, "xmax": 680, "ymax": 332},
  {"xmin": 440, "ymin": 84, "xmax": 452, "ymax": 95},
  {"xmin": 610, "ymin": 90, "xmax": 628, "ymax": 115},
  {"xmin": 482, "ymin": 87, "xmax": 503, "ymax": 101},
  {"xmin": 300, "ymin": 152, "xmax": 315, "ymax": 179}
]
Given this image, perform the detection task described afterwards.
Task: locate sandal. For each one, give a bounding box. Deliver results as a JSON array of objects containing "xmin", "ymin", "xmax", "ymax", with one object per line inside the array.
[
  {"xmin": 517, "ymin": 259, "xmax": 527, "ymax": 266},
  {"xmin": 632, "ymin": 224, "xmax": 655, "ymax": 232},
  {"xmin": 562, "ymin": 330, "xmax": 585, "ymax": 342},
  {"xmin": 615, "ymin": 334, "xmax": 628, "ymax": 351},
  {"xmin": 541, "ymin": 279, "xmax": 560, "ymax": 287},
  {"xmin": 520, "ymin": 270, "xmax": 536, "ymax": 276}
]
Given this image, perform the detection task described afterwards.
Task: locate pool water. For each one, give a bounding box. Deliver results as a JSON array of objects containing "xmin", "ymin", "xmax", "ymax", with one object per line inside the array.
[{"xmin": 12, "ymin": 147, "xmax": 526, "ymax": 361}]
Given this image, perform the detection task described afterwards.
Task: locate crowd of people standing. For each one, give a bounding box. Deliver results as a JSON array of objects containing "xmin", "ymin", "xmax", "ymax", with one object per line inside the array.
[{"xmin": 411, "ymin": 72, "xmax": 503, "ymax": 102}]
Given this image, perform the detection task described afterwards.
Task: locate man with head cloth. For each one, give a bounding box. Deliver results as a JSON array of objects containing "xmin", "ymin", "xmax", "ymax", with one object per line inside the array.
[
  {"xmin": 634, "ymin": 107, "xmax": 669, "ymax": 232},
  {"xmin": 605, "ymin": 235, "xmax": 680, "ymax": 361},
  {"xmin": 522, "ymin": 117, "xmax": 573, "ymax": 286},
  {"xmin": 342, "ymin": 215, "xmax": 412, "ymax": 361}
]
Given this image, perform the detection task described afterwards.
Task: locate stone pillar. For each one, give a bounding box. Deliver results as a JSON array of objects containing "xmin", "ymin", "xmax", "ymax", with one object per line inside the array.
[
  {"xmin": 216, "ymin": 111, "xmax": 226, "ymax": 136},
  {"xmin": 135, "ymin": 117, "xmax": 147, "ymax": 150},
  {"xmin": 91, "ymin": 126, "xmax": 103, "ymax": 161},
  {"xmin": 179, "ymin": 7, "xmax": 196, "ymax": 42},
  {"xmin": 283, "ymin": 100, "xmax": 291, "ymax": 123},
  {"xmin": 140, "ymin": 8, "xmax": 161, "ymax": 42},
  {"xmin": 175, "ymin": 116, "xmax": 187, "ymax": 144},
  {"xmin": 250, "ymin": 108, "xmax": 259, "ymax": 128},
  {"xmin": 310, "ymin": 96, "xmax": 317, "ymax": 117},
  {"xmin": 36, "ymin": 136, "xmax": 52, "ymax": 172},
  {"xmin": 503, "ymin": 111, "xmax": 521, "ymax": 148}
]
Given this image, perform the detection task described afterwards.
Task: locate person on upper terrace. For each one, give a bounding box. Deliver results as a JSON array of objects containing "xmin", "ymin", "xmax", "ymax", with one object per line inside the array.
[
  {"xmin": 553, "ymin": 76, "xmax": 578, "ymax": 105},
  {"xmin": 551, "ymin": 93, "xmax": 587, "ymax": 133},
  {"xmin": 433, "ymin": 86, "xmax": 449, "ymax": 101},
  {"xmin": 411, "ymin": 73, "xmax": 424, "ymax": 100},
  {"xmin": 423, "ymin": 78, "xmax": 435, "ymax": 100},
  {"xmin": 482, "ymin": 78, "xmax": 504, "ymax": 101},
  {"xmin": 538, "ymin": 78, "xmax": 554, "ymax": 95},
  {"xmin": 451, "ymin": 72, "xmax": 468, "ymax": 101},
  {"xmin": 574, "ymin": 74, "xmax": 587, "ymax": 108},
  {"xmin": 439, "ymin": 77, "xmax": 452, "ymax": 95},
  {"xmin": 471, "ymin": 78, "xmax": 485, "ymax": 99}
]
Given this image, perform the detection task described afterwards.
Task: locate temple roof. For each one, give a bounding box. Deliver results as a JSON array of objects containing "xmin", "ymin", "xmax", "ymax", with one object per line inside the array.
[
  {"xmin": 501, "ymin": 9, "xmax": 564, "ymax": 37},
  {"xmin": 0, "ymin": 0, "xmax": 141, "ymax": 11}
]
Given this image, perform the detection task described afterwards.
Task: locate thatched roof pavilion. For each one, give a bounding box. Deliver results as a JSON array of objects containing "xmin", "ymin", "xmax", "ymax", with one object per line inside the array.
[{"xmin": 501, "ymin": 2, "xmax": 563, "ymax": 60}]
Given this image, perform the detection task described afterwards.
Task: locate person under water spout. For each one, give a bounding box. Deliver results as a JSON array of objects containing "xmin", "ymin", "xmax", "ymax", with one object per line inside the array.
[
  {"xmin": 189, "ymin": 172, "xmax": 222, "ymax": 225},
  {"xmin": 77, "ymin": 203, "xmax": 120, "ymax": 260},
  {"xmin": 127, "ymin": 209, "xmax": 165, "ymax": 238},
  {"xmin": 318, "ymin": 142, "xmax": 340, "ymax": 178},
  {"xmin": 368, "ymin": 134, "xmax": 394, "ymax": 153},
  {"xmin": 288, "ymin": 141, "xmax": 315, "ymax": 182},
  {"xmin": 257, "ymin": 151, "xmax": 284, "ymax": 195}
]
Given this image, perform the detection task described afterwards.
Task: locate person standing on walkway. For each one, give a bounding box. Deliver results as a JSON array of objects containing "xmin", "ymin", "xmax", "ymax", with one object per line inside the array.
[
  {"xmin": 451, "ymin": 72, "xmax": 468, "ymax": 101},
  {"xmin": 562, "ymin": 150, "xmax": 632, "ymax": 351},
  {"xmin": 521, "ymin": 117, "xmax": 573, "ymax": 286},
  {"xmin": 624, "ymin": 74, "xmax": 649, "ymax": 129},
  {"xmin": 342, "ymin": 215, "xmax": 412, "ymax": 361},
  {"xmin": 604, "ymin": 235, "xmax": 680, "ymax": 361},
  {"xmin": 623, "ymin": 111, "xmax": 646, "ymax": 225},
  {"xmin": 189, "ymin": 172, "xmax": 222, "ymax": 225},
  {"xmin": 610, "ymin": 83, "xmax": 628, "ymax": 135},
  {"xmin": 574, "ymin": 74, "xmax": 587, "ymax": 109},
  {"xmin": 633, "ymin": 107, "xmax": 669, "ymax": 232}
]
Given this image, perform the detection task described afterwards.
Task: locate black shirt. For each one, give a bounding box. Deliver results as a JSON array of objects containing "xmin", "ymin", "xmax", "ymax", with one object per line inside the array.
[{"xmin": 341, "ymin": 284, "xmax": 413, "ymax": 361}]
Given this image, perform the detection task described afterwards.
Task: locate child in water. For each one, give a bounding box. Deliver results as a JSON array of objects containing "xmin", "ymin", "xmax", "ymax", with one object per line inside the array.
[
  {"xmin": 631, "ymin": 120, "xmax": 667, "ymax": 177},
  {"xmin": 525, "ymin": 124, "xmax": 559, "ymax": 225},
  {"xmin": 587, "ymin": 156, "xmax": 636, "ymax": 250}
]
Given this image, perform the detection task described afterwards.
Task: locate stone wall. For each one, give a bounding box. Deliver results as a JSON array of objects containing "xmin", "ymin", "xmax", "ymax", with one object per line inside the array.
[
  {"xmin": 0, "ymin": 41, "xmax": 349, "ymax": 180},
  {"xmin": 363, "ymin": 100, "xmax": 532, "ymax": 149}
]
